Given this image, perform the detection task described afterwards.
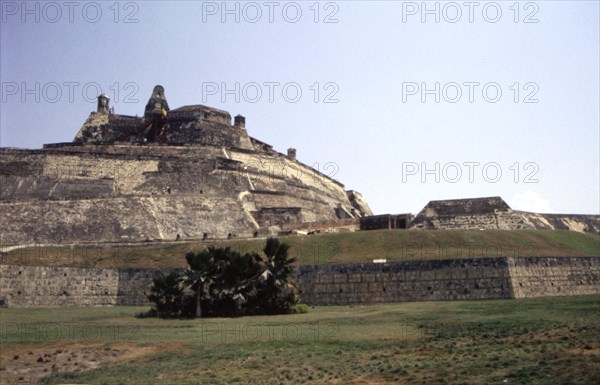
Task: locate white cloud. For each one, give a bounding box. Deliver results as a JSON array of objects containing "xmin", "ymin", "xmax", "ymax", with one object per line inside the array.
[{"xmin": 510, "ymin": 191, "xmax": 553, "ymax": 213}]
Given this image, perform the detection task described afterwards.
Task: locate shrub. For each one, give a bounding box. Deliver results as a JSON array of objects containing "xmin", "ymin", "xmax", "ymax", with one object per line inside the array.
[
  {"xmin": 146, "ymin": 238, "xmax": 298, "ymax": 318},
  {"xmin": 290, "ymin": 304, "xmax": 310, "ymax": 314},
  {"xmin": 146, "ymin": 272, "xmax": 193, "ymax": 318}
]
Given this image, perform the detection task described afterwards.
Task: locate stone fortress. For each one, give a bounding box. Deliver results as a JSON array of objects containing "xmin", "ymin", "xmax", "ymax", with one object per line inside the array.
[
  {"xmin": 1, "ymin": 85, "xmax": 599, "ymax": 308},
  {"xmin": 410, "ymin": 196, "xmax": 600, "ymax": 233},
  {"xmin": 0, "ymin": 85, "xmax": 597, "ymax": 244},
  {"xmin": 0, "ymin": 86, "xmax": 373, "ymax": 244}
]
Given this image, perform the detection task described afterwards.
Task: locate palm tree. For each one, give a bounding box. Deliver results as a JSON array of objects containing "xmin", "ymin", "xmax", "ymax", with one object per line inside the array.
[
  {"xmin": 147, "ymin": 272, "xmax": 185, "ymax": 318},
  {"xmin": 184, "ymin": 246, "xmax": 258, "ymax": 318},
  {"xmin": 249, "ymin": 238, "xmax": 298, "ymax": 313},
  {"xmin": 182, "ymin": 239, "xmax": 297, "ymax": 317},
  {"xmin": 262, "ymin": 237, "xmax": 297, "ymax": 287},
  {"xmin": 183, "ymin": 248, "xmax": 221, "ymax": 318},
  {"xmin": 209, "ymin": 249, "xmax": 259, "ymax": 316}
]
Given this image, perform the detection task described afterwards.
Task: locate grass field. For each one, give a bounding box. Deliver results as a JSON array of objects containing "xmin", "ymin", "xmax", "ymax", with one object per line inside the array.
[
  {"xmin": 1, "ymin": 296, "xmax": 599, "ymax": 384},
  {"xmin": 2, "ymin": 230, "xmax": 599, "ymax": 269}
]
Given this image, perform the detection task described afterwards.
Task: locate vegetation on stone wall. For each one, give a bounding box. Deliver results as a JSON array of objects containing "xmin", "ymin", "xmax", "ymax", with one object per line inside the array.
[{"xmin": 144, "ymin": 238, "xmax": 297, "ymax": 318}]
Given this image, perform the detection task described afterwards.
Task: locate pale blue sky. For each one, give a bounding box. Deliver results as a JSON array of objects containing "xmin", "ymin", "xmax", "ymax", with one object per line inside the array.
[{"xmin": 1, "ymin": 1, "xmax": 598, "ymax": 215}]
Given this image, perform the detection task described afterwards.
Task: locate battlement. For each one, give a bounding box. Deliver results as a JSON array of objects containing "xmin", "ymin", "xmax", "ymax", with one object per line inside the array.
[
  {"xmin": 169, "ymin": 104, "xmax": 232, "ymax": 126},
  {"xmin": 73, "ymin": 86, "xmax": 256, "ymax": 151}
]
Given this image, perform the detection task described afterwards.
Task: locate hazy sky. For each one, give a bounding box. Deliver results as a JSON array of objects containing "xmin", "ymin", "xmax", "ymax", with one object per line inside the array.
[{"xmin": 1, "ymin": 1, "xmax": 598, "ymax": 215}]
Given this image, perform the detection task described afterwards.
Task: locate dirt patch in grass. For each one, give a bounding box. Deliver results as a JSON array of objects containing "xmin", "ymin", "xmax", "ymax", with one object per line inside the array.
[
  {"xmin": 1, "ymin": 298, "xmax": 598, "ymax": 384},
  {"xmin": 0, "ymin": 340, "xmax": 184, "ymax": 385},
  {"xmin": 324, "ymin": 377, "xmax": 401, "ymax": 385}
]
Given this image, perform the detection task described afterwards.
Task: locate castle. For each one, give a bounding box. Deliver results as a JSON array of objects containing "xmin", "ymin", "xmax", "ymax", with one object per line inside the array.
[
  {"xmin": 1, "ymin": 86, "xmax": 598, "ymax": 245},
  {"xmin": 1, "ymin": 86, "xmax": 599, "ymax": 309},
  {"xmin": 0, "ymin": 86, "xmax": 372, "ymax": 244}
]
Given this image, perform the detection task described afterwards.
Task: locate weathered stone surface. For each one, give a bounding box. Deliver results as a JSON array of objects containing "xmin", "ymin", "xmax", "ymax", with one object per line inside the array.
[
  {"xmin": 1, "ymin": 257, "xmax": 598, "ymax": 307},
  {"xmin": 296, "ymin": 257, "xmax": 600, "ymax": 305},
  {"xmin": 0, "ymin": 265, "xmax": 185, "ymax": 307},
  {"xmin": 346, "ymin": 190, "xmax": 373, "ymax": 217},
  {"xmin": 508, "ymin": 257, "xmax": 600, "ymax": 297},
  {"xmin": 0, "ymin": 88, "xmax": 372, "ymax": 244},
  {"xmin": 297, "ymin": 258, "xmax": 511, "ymax": 305},
  {"xmin": 74, "ymin": 113, "xmax": 143, "ymax": 143},
  {"xmin": 411, "ymin": 197, "xmax": 600, "ymax": 234}
]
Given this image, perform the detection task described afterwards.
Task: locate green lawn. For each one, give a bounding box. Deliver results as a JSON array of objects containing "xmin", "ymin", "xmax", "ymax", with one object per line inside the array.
[
  {"xmin": 1, "ymin": 296, "xmax": 599, "ymax": 384},
  {"xmin": 2, "ymin": 230, "xmax": 599, "ymax": 269}
]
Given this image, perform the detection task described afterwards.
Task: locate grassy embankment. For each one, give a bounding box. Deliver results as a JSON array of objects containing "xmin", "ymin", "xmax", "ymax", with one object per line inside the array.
[{"xmin": 2, "ymin": 230, "xmax": 598, "ymax": 269}]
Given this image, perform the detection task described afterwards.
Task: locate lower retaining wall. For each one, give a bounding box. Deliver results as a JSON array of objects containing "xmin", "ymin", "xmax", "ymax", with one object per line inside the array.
[
  {"xmin": 0, "ymin": 265, "xmax": 183, "ymax": 307},
  {"xmin": 1, "ymin": 257, "xmax": 598, "ymax": 307},
  {"xmin": 508, "ymin": 257, "xmax": 600, "ymax": 298},
  {"xmin": 0, "ymin": 266, "xmax": 120, "ymax": 307},
  {"xmin": 296, "ymin": 258, "xmax": 513, "ymax": 305},
  {"xmin": 116, "ymin": 268, "xmax": 184, "ymax": 305}
]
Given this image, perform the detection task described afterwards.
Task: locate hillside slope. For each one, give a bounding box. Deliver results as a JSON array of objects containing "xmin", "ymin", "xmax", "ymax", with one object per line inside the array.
[{"xmin": 2, "ymin": 230, "xmax": 598, "ymax": 269}]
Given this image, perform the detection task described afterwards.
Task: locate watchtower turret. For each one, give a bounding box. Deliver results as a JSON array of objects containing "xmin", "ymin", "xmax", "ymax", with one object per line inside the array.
[
  {"xmin": 234, "ymin": 114, "xmax": 246, "ymax": 129},
  {"xmin": 97, "ymin": 93, "xmax": 110, "ymax": 114},
  {"xmin": 287, "ymin": 148, "xmax": 297, "ymax": 159}
]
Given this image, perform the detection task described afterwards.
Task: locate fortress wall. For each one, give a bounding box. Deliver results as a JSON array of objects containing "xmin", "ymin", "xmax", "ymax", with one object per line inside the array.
[
  {"xmin": 409, "ymin": 197, "xmax": 599, "ymax": 234},
  {"xmin": 39, "ymin": 144, "xmax": 207, "ymax": 157},
  {"xmin": 0, "ymin": 265, "xmax": 183, "ymax": 307},
  {"xmin": 412, "ymin": 211, "xmax": 600, "ymax": 234},
  {"xmin": 411, "ymin": 213, "xmax": 499, "ymax": 230},
  {"xmin": 508, "ymin": 257, "xmax": 600, "ymax": 298},
  {"xmin": 117, "ymin": 268, "xmax": 185, "ymax": 305},
  {"xmin": 495, "ymin": 211, "xmax": 536, "ymax": 230},
  {"xmin": 2, "ymin": 257, "xmax": 598, "ymax": 308},
  {"xmin": 518, "ymin": 212, "xmax": 600, "ymax": 234},
  {"xmin": 229, "ymin": 151, "xmax": 346, "ymax": 197},
  {"xmin": 296, "ymin": 258, "xmax": 513, "ymax": 305},
  {"xmin": 0, "ymin": 145, "xmax": 363, "ymax": 244},
  {"xmin": 226, "ymin": 151, "xmax": 357, "ymax": 224},
  {"xmin": 0, "ymin": 146, "xmax": 342, "ymax": 204},
  {"xmin": 282, "ymin": 218, "xmax": 359, "ymax": 232},
  {"xmin": 250, "ymin": 192, "xmax": 339, "ymax": 224},
  {"xmin": 0, "ymin": 195, "xmax": 256, "ymax": 244},
  {"xmin": 0, "ymin": 265, "xmax": 120, "ymax": 307},
  {"xmin": 296, "ymin": 257, "xmax": 600, "ymax": 305}
]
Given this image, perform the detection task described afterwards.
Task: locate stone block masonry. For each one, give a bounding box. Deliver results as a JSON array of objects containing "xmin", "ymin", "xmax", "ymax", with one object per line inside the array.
[
  {"xmin": 508, "ymin": 257, "xmax": 600, "ymax": 298},
  {"xmin": 296, "ymin": 258, "xmax": 514, "ymax": 305},
  {"xmin": 0, "ymin": 257, "xmax": 598, "ymax": 307},
  {"xmin": 0, "ymin": 265, "xmax": 183, "ymax": 307},
  {"xmin": 0, "ymin": 265, "xmax": 120, "ymax": 307},
  {"xmin": 0, "ymin": 87, "xmax": 374, "ymax": 244},
  {"xmin": 0, "ymin": 143, "xmax": 369, "ymax": 243},
  {"xmin": 297, "ymin": 257, "xmax": 600, "ymax": 305},
  {"xmin": 410, "ymin": 196, "xmax": 600, "ymax": 234}
]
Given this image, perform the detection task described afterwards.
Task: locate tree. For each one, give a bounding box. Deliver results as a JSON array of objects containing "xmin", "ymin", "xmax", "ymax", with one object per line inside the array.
[
  {"xmin": 147, "ymin": 238, "xmax": 298, "ymax": 318},
  {"xmin": 183, "ymin": 247, "xmax": 222, "ymax": 318},
  {"xmin": 262, "ymin": 237, "xmax": 297, "ymax": 287},
  {"xmin": 146, "ymin": 272, "xmax": 187, "ymax": 318},
  {"xmin": 206, "ymin": 248, "xmax": 259, "ymax": 317},
  {"xmin": 247, "ymin": 238, "xmax": 298, "ymax": 314}
]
